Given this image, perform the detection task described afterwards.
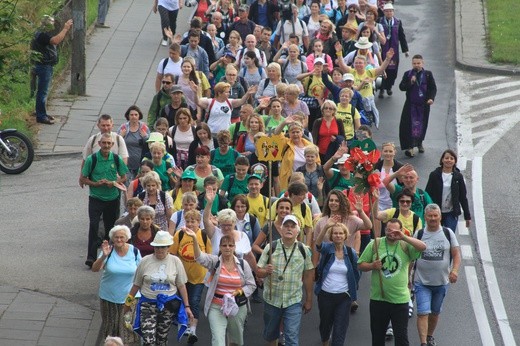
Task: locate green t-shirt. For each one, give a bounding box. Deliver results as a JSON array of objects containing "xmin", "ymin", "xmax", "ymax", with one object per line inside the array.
[
  {"xmin": 220, "ymin": 174, "xmax": 250, "ymax": 201},
  {"xmin": 262, "ymin": 115, "xmax": 285, "ymax": 135},
  {"xmin": 211, "ymin": 148, "xmax": 240, "ymax": 178},
  {"xmin": 82, "ymin": 151, "xmax": 128, "ymax": 201},
  {"xmin": 391, "ymin": 184, "xmax": 433, "ymax": 223},
  {"xmin": 328, "ymin": 169, "xmax": 352, "ymax": 191},
  {"xmin": 358, "ymin": 238, "xmax": 422, "ymax": 304}
]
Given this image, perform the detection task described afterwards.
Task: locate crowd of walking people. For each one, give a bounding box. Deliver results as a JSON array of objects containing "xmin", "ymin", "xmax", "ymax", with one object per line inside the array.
[{"xmin": 78, "ymin": 0, "xmax": 472, "ymax": 345}]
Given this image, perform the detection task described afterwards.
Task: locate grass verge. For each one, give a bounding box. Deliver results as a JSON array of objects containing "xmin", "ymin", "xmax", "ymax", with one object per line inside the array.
[
  {"xmin": 0, "ymin": 0, "xmax": 99, "ymax": 139},
  {"xmin": 486, "ymin": 0, "xmax": 520, "ymax": 65}
]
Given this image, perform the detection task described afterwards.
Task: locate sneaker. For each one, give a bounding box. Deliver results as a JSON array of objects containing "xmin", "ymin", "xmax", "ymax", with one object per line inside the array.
[
  {"xmin": 405, "ymin": 149, "xmax": 414, "ymax": 157},
  {"xmin": 278, "ymin": 332, "xmax": 285, "ymax": 346},
  {"xmin": 187, "ymin": 331, "xmax": 198, "ymax": 344},
  {"xmin": 95, "ymin": 23, "xmax": 110, "ymax": 28},
  {"xmin": 409, "ymin": 299, "xmax": 414, "ymax": 318},
  {"xmin": 418, "ymin": 144, "xmax": 425, "ymax": 153},
  {"xmin": 427, "ymin": 335, "xmax": 437, "ymax": 346},
  {"xmin": 385, "ymin": 327, "xmax": 393, "ymax": 340},
  {"xmin": 161, "ymin": 39, "xmax": 168, "ymax": 46},
  {"xmin": 37, "ymin": 116, "xmax": 55, "ymax": 125}
]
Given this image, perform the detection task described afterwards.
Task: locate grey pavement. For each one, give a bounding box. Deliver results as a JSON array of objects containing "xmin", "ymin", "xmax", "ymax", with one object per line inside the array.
[{"xmin": 19, "ymin": 0, "xmax": 517, "ymax": 344}]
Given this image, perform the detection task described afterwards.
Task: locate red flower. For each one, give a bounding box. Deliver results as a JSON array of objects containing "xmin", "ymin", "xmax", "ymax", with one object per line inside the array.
[
  {"xmin": 344, "ymin": 158, "xmax": 357, "ymax": 172},
  {"xmin": 367, "ymin": 149, "xmax": 381, "ymax": 164},
  {"xmin": 350, "ymin": 147, "xmax": 366, "ymax": 164},
  {"xmin": 367, "ymin": 173, "xmax": 381, "ymax": 188},
  {"xmin": 363, "ymin": 161, "xmax": 373, "ymax": 171}
]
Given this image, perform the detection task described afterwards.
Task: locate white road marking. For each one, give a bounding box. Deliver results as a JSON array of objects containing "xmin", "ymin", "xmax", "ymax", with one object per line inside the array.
[
  {"xmin": 460, "ymin": 245, "xmax": 473, "ymax": 260},
  {"xmin": 465, "ymin": 266, "xmax": 495, "ymax": 346},
  {"xmin": 458, "ymin": 221, "xmax": 469, "ymax": 236},
  {"xmin": 472, "ymin": 157, "xmax": 516, "ymax": 345}
]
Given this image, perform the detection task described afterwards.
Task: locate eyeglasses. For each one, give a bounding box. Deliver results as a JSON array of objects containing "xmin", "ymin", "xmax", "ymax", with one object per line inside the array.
[
  {"xmin": 155, "ymin": 246, "xmax": 169, "ymax": 249},
  {"xmin": 220, "ymin": 244, "xmax": 235, "ymax": 247},
  {"xmin": 399, "ymin": 200, "xmax": 412, "ymax": 205},
  {"xmin": 323, "ymin": 107, "xmax": 335, "ymax": 110},
  {"xmin": 162, "ymin": 81, "xmax": 172, "ymax": 84},
  {"xmin": 220, "ymin": 223, "xmax": 234, "ymax": 228}
]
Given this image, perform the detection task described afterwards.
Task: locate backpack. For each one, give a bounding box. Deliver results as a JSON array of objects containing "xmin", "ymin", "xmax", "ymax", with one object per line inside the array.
[
  {"xmin": 315, "ymin": 245, "xmax": 354, "ymax": 282},
  {"xmin": 392, "ymin": 209, "xmax": 420, "ymax": 234},
  {"xmin": 89, "ymin": 152, "xmax": 121, "ymax": 179},
  {"xmin": 121, "ymin": 121, "xmax": 147, "ymax": 140},
  {"xmin": 105, "ymin": 246, "xmax": 139, "ymax": 263},
  {"xmin": 268, "ymin": 239, "xmax": 308, "ymax": 264},
  {"xmin": 162, "ymin": 57, "xmax": 170, "ymax": 72},
  {"xmin": 138, "ymin": 190, "xmax": 166, "ymax": 207},
  {"xmin": 416, "ymin": 227, "xmax": 453, "ymax": 262},
  {"xmin": 89, "ymin": 133, "xmax": 122, "ymax": 152},
  {"xmin": 206, "ymin": 97, "xmax": 233, "ymax": 123},
  {"xmin": 177, "ymin": 228, "xmax": 209, "ymax": 249},
  {"xmin": 281, "ymin": 59, "xmax": 305, "ymax": 77},
  {"xmin": 263, "ymin": 76, "xmax": 288, "ymax": 91},
  {"xmin": 240, "ymin": 65, "xmax": 264, "ymax": 79},
  {"xmin": 169, "ymin": 125, "xmax": 197, "ymax": 139}
]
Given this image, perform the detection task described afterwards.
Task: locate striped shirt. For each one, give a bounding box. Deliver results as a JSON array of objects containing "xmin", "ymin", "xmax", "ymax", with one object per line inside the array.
[{"xmin": 212, "ymin": 265, "xmax": 242, "ymax": 305}]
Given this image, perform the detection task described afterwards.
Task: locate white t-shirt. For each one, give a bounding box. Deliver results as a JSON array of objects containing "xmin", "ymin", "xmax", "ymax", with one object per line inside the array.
[
  {"xmin": 275, "ymin": 18, "xmax": 309, "ymax": 44},
  {"xmin": 133, "ymin": 254, "xmax": 188, "ymax": 299},
  {"xmin": 82, "ymin": 132, "xmax": 129, "ymax": 160},
  {"xmin": 157, "ymin": 57, "xmax": 183, "ymax": 78},
  {"xmin": 172, "ymin": 126, "xmax": 194, "ymax": 151},
  {"xmin": 322, "ymin": 257, "xmax": 349, "ymax": 294},
  {"xmin": 292, "ymin": 146, "xmax": 306, "ymax": 171},
  {"xmin": 206, "ymin": 99, "xmax": 233, "ymax": 134},
  {"xmin": 158, "ymin": 0, "xmax": 180, "ymax": 11},
  {"xmin": 211, "ymin": 227, "xmax": 252, "ymax": 259},
  {"xmin": 441, "ymin": 172, "xmax": 453, "ymax": 213}
]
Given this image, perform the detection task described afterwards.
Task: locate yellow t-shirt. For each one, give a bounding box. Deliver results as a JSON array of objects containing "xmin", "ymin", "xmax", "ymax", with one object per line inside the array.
[
  {"xmin": 336, "ymin": 103, "xmax": 361, "ymax": 140},
  {"xmin": 169, "ymin": 228, "xmax": 212, "ymax": 284},
  {"xmin": 171, "ymin": 190, "xmax": 184, "ymax": 212},
  {"xmin": 382, "ymin": 208, "xmax": 423, "ymax": 235},
  {"xmin": 247, "ymin": 194, "xmax": 269, "ymax": 227},
  {"xmin": 197, "ymin": 72, "xmax": 211, "ymax": 96},
  {"xmin": 303, "ymin": 75, "xmax": 332, "ymax": 99},
  {"xmin": 352, "ymin": 69, "xmax": 377, "ymax": 98},
  {"xmin": 269, "ymin": 200, "xmax": 313, "ymax": 230}
]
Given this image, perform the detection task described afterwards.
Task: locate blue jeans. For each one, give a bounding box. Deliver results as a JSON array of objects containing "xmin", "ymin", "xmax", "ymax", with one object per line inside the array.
[
  {"xmin": 263, "ymin": 302, "xmax": 302, "ymax": 346},
  {"xmin": 34, "ymin": 64, "xmax": 53, "ymax": 120},
  {"xmin": 185, "ymin": 282, "xmax": 204, "ymax": 319},
  {"xmin": 414, "ymin": 283, "xmax": 449, "ymax": 315},
  {"xmin": 97, "ymin": 0, "xmax": 109, "ymax": 24},
  {"xmin": 441, "ymin": 212, "xmax": 458, "ymax": 233},
  {"xmin": 318, "ymin": 291, "xmax": 352, "ymax": 345}
]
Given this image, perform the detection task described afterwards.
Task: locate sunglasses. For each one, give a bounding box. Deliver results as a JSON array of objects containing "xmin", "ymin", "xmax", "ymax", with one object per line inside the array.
[
  {"xmin": 349, "ymin": 9, "xmax": 357, "ymax": 13},
  {"xmin": 162, "ymin": 81, "xmax": 172, "ymax": 84},
  {"xmin": 399, "ymin": 200, "xmax": 412, "ymax": 205}
]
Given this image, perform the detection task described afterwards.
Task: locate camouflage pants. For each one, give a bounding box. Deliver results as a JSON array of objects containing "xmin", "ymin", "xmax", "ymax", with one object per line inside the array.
[{"xmin": 140, "ymin": 301, "xmax": 177, "ymax": 346}]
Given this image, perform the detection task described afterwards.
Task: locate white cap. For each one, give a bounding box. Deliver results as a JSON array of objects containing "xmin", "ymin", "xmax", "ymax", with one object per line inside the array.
[
  {"xmin": 337, "ymin": 153, "xmax": 350, "ymax": 164},
  {"xmin": 282, "ymin": 214, "xmax": 299, "ymax": 226},
  {"xmin": 314, "ymin": 57, "xmax": 326, "ymax": 65},
  {"xmin": 383, "ymin": 3, "xmax": 394, "ymax": 10},
  {"xmin": 343, "ymin": 73, "xmax": 355, "ymax": 81}
]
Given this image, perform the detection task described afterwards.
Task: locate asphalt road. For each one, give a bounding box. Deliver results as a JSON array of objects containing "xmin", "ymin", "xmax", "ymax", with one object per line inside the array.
[{"xmin": 0, "ymin": 0, "xmax": 508, "ymax": 345}]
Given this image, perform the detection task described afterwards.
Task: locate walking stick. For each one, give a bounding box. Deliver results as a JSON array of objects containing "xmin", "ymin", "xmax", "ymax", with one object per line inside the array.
[{"xmin": 369, "ymin": 193, "xmax": 385, "ymax": 299}]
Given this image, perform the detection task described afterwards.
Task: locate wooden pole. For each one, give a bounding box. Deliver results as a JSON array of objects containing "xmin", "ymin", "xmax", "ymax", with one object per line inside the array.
[
  {"xmin": 369, "ymin": 192, "xmax": 385, "ymax": 298},
  {"xmin": 267, "ymin": 160, "xmax": 273, "ymax": 300},
  {"xmin": 71, "ymin": 0, "xmax": 86, "ymax": 95}
]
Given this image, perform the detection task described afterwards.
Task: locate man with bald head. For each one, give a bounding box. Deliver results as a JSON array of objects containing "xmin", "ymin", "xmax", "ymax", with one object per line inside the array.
[
  {"xmin": 235, "ymin": 34, "xmax": 267, "ymax": 67},
  {"xmin": 383, "ymin": 164, "xmax": 433, "ymax": 222}
]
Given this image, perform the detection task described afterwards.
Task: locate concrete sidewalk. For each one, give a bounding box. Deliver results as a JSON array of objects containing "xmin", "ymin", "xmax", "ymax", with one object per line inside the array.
[{"xmin": 36, "ymin": 0, "xmax": 195, "ymax": 157}]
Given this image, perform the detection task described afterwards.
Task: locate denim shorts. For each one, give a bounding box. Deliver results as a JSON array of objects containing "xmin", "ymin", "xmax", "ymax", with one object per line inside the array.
[
  {"xmin": 414, "ymin": 283, "xmax": 449, "ymax": 315},
  {"xmin": 186, "ymin": 282, "xmax": 205, "ymax": 319},
  {"xmin": 263, "ymin": 302, "xmax": 302, "ymax": 344}
]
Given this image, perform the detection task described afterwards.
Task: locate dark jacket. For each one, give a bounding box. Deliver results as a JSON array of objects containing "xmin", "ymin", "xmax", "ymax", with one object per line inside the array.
[
  {"xmin": 314, "ymin": 242, "xmax": 360, "ymax": 300},
  {"xmin": 248, "ymin": 0, "xmax": 278, "ymax": 30},
  {"xmin": 425, "ymin": 167, "xmax": 471, "ymax": 220}
]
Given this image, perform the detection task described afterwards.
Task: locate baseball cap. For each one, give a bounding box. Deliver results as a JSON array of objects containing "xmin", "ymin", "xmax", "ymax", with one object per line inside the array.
[{"xmin": 282, "ymin": 214, "xmax": 299, "ymax": 226}]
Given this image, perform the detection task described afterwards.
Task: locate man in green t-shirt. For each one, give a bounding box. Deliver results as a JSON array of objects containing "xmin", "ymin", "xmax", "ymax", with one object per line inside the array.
[
  {"xmin": 80, "ymin": 133, "xmax": 129, "ymax": 268},
  {"xmin": 358, "ymin": 218, "xmax": 426, "ymax": 346}
]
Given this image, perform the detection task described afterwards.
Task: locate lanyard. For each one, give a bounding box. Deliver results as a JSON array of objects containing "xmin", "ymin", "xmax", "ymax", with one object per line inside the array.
[
  {"xmin": 280, "ymin": 240, "xmax": 297, "ymax": 279},
  {"xmin": 385, "ymin": 18, "xmax": 393, "ymax": 40}
]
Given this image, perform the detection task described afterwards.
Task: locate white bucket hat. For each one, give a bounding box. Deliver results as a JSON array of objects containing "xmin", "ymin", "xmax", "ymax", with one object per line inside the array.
[
  {"xmin": 355, "ymin": 37, "xmax": 373, "ymax": 49},
  {"xmin": 150, "ymin": 231, "xmax": 174, "ymax": 247}
]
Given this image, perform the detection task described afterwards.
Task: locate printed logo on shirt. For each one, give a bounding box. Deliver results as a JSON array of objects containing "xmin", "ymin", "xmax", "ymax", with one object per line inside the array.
[{"xmin": 421, "ymin": 240, "xmax": 445, "ymax": 261}]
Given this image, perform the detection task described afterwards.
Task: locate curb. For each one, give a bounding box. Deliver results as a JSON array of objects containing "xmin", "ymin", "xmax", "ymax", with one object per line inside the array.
[{"xmin": 454, "ymin": 0, "xmax": 520, "ymax": 75}]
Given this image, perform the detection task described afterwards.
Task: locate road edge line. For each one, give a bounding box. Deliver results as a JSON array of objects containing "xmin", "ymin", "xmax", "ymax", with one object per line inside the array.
[
  {"xmin": 465, "ymin": 266, "xmax": 495, "ymax": 345},
  {"xmin": 472, "ymin": 156, "xmax": 516, "ymax": 345}
]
